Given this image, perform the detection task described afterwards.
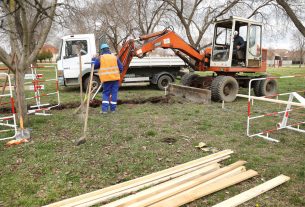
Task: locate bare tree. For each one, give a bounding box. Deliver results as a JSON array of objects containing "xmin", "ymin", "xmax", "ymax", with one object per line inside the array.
[
  {"xmin": 62, "ymin": 0, "xmax": 98, "ymax": 35},
  {"xmin": 291, "ymin": 30, "xmax": 305, "ymax": 67},
  {"xmin": 276, "ymin": 0, "xmax": 305, "ymax": 37},
  {"xmin": 92, "ymin": 0, "xmax": 134, "ymax": 53},
  {"xmin": 0, "ymin": 0, "xmax": 58, "ymax": 119},
  {"xmin": 162, "ymin": 0, "xmax": 243, "ymax": 49},
  {"xmin": 134, "ymin": 0, "xmax": 168, "ymax": 35}
]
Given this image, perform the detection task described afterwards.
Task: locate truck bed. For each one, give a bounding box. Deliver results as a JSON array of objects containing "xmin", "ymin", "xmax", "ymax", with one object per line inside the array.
[{"xmin": 129, "ymin": 56, "xmax": 186, "ymax": 68}]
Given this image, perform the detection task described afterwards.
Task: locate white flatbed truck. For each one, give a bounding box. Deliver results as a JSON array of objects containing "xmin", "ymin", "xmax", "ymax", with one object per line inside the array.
[{"xmin": 56, "ymin": 34, "xmax": 186, "ymax": 90}]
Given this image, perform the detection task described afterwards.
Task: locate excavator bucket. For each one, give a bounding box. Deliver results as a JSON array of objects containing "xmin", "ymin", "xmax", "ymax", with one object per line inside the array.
[{"xmin": 168, "ymin": 84, "xmax": 211, "ymax": 104}]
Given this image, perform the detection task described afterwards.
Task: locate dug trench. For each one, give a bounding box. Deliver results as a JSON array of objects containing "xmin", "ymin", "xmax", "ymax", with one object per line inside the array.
[
  {"xmin": 58, "ymin": 95, "xmax": 185, "ymax": 109},
  {"xmin": 0, "ymin": 95, "xmax": 186, "ymax": 113}
]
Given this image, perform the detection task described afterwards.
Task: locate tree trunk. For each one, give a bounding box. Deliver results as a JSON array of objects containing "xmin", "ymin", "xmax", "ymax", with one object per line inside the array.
[
  {"xmin": 276, "ymin": 0, "xmax": 305, "ymax": 37},
  {"xmin": 15, "ymin": 66, "xmax": 28, "ymax": 126}
]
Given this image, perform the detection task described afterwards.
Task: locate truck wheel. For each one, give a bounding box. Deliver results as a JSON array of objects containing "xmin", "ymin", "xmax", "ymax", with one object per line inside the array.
[
  {"xmin": 157, "ymin": 75, "xmax": 173, "ymax": 90},
  {"xmin": 211, "ymin": 76, "xmax": 239, "ymax": 102},
  {"xmin": 181, "ymin": 73, "xmax": 200, "ymax": 87},
  {"xmin": 255, "ymin": 79, "xmax": 277, "ymax": 97},
  {"xmin": 83, "ymin": 75, "xmax": 100, "ymax": 92}
]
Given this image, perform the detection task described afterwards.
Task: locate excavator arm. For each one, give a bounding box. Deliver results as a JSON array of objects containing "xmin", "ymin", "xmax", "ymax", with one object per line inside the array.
[
  {"xmin": 118, "ymin": 28, "xmax": 206, "ymax": 84},
  {"xmin": 117, "ymin": 39, "xmax": 135, "ymax": 84},
  {"xmin": 136, "ymin": 29, "xmax": 204, "ymax": 64}
]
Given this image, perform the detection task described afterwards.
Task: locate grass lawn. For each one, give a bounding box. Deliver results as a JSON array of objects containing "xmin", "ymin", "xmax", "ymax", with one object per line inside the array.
[{"xmin": 0, "ymin": 66, "xmax": 305, "ymax": 206}]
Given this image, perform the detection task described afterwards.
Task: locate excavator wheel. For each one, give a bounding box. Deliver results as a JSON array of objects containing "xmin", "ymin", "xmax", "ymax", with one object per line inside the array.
[
  {"xmin": 211, "ymin": 76, "xmax": 239, "ymax": 102},
  {"xmin": 253, "ymin": 80, "xmax": 262, "ymax": 96},
  {"xmin": 254, "ymin": 79, "xmax": 277, "ymax": 97},
  {"xmin": 181, "ymin": 73, "xmax": 200, "ymax": 87},
  {"xmin": 181, "ymin": 73, "xmax": 192, "ymax": 85}
]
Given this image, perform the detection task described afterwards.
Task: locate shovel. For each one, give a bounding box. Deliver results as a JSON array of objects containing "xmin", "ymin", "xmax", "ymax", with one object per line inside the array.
[
  {"xmin": 76, "ymin": 63, "xmax": 95, "ymax": 146},
  {"xmin": 15, "ymin": 115, "xmax": 30, "ymax": 140}
]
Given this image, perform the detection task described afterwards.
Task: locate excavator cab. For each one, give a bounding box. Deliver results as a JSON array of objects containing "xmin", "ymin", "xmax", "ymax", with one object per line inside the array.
[{"xmin": 210, "ymin": 16, "xmax": 262, "ymax": 69}]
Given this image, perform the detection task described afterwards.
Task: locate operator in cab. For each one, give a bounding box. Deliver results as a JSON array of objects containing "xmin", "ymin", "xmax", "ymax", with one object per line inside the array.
[
  {"xmin": 92, "ymin": 44, "xmax": 123, "ymax": 114},
  {"xmin": 233, "ymin": 31, "xmax": 245, "ymax": 66}
]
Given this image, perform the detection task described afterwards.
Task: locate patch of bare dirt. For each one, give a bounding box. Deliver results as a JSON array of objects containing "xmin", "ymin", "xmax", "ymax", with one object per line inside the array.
[
  {"xmin": 160, "ymin": 137, "xmax": 178, "ymax": 144},
  {"xmin": 89, "ymin": 95, "xmax": 184, "ymax": 108},
  {"xmin": 0, "ymin": 95, "xmax": 186, "ymax": 112}
]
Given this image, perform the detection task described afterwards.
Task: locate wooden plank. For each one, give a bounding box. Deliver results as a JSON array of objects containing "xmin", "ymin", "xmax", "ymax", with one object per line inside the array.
[
  {"xmin": 70, "ymin": 157, "xmax": 229, "ymax": 207},
  {"xmin": 125, "ymin": 162, "xmax": 247, "ymax": 207},
  {"xmin": 44, "ymin": 150, "xmax": 233, "ymax": 207},
  {"xmin": 237, "ymin": 94, "xmax": 305, "ymax": 107},
  {"xmin": 212, "ymin": 174, "xmax": 290, "ymax": 207},
  {"xmin": 100, "ymin": 163, "xmax": 220, "ymax": 207},
  {"xmin": 149, "ymin": 170, "xmax": 258, "ymax": 207},
  {"xmin": 72, "ymin": 158, "xmax": 230, "ymax": 207},
  {"xmin": 201, "ymin": 166, "xmax": 246, "ymax": 186}
]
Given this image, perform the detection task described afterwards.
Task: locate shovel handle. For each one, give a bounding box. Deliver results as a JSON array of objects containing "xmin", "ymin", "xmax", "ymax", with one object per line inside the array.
[{"xmin": 19, "ymin": 115, "xmax": 24, "ymax": 129}]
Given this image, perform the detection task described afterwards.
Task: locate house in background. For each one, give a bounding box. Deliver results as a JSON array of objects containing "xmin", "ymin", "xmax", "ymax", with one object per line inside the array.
[
  {"xmin": 267, "ymin": 49, "xmax": 292, "ymax": 67},
  {"xmin": 40, "ymin": 44, "xmax": 59, "ymax": 62},
  {"xmin": 285, "ymin": 50, "xmax": 305, "ymax": 65}
]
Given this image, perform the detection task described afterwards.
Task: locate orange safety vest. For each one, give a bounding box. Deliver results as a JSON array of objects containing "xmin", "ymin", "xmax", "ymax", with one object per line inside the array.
[{"xmin": 98, "ymin": 54, "xmax": 120, "ymax": 82}]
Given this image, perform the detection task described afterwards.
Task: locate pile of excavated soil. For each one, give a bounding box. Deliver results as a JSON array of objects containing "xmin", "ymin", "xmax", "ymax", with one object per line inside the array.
[{"xmin": 89, "ymin": 95, "xmax": 177, "ymax": 108}]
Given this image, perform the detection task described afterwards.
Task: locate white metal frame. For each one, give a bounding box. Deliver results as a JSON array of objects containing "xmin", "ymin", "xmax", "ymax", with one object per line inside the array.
[
  {"xmin": 0, "ymin": 73, "xmax": 17, "ymax": 141},
  {"xmin": 246, "ymin": 75, "xmax": 305, "ymax": 142},
  {"xmin": 25, "ymin": 65, "xmax": 60, "ymax": 115}
]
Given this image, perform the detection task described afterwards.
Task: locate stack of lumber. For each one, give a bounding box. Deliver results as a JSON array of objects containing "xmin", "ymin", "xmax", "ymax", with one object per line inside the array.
[{"xmin": 45, "ymin": 150, "xmax": 289, "ymax": 207}]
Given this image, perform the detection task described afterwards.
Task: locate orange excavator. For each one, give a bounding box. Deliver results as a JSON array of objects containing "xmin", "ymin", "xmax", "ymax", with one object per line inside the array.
[{"xmin": 118, "ymin": 16, "xmax": 277, "ymax": 102}]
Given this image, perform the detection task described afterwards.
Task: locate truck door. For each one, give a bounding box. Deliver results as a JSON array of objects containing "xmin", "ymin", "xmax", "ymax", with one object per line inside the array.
[
  {"xmin": 62, "ymin": 39, "xmax": 91, "ymax": 80},
  {"xmin": 247, "ymin": 24, "xmax": 262, "ymax": 67}
]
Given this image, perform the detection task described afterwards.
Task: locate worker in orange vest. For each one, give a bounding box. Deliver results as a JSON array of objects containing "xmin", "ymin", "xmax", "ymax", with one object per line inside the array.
[{"xmin": 93, "ymin": 43, "xmax": 123, "ymax": 113}]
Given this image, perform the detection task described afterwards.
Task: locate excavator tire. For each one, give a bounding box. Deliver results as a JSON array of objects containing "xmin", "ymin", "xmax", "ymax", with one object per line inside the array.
[
  {"xmin": 181, "ymin": 73, "xmax": 200, "ymax": 87},
  {"xmin": 255, "ymin": 79, "xmax": 277, "ymax": 97},
  {"xmin": 181, "ymin": 73, "xmax": 192, "ymax": 85},
  {"xmin": 253, "ymin": 80, "xmax": 262, "ymax": 96},
  {"xmin": 211, "ymin": 76, "xmax": 239, "ymax": 102}
]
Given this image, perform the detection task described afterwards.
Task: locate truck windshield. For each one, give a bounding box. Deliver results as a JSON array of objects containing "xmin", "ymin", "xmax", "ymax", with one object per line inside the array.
[{"xmin": 64, "ymin": 40, "xmax": 88, "ymax": 59}]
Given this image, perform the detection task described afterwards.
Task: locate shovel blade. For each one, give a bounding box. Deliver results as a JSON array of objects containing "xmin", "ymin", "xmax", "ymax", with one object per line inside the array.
[
  {"xmin": 168, "ymin": 84, "xmax": 211, "ymax": 104},
  {"xmin": 15, "ymin": 128, "xmax": 31, "ymax": 140}
]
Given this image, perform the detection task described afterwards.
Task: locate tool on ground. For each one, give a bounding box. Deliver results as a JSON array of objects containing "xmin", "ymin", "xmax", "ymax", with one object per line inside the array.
[{"xmin": 76, "ymin": 63, "xmax": 95, "ymax": 146}]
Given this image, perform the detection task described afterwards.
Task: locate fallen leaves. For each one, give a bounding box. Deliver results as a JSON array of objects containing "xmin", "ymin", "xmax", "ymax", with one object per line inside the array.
[{"xmin": 195, "ymin": 142, "xmax": 219, "ymax": 153}]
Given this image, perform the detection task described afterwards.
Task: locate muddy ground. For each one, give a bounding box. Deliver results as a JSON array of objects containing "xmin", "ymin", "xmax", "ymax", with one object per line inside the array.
[{"xmin": 0, "ymin": 95, "xmax": 186, "ymax": 113}]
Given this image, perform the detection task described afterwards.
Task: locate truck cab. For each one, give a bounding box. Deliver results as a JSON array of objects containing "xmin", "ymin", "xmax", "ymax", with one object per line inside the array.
[{"xmin": 57, "ymin": 34, "xmax": 97, "ymax": 88}]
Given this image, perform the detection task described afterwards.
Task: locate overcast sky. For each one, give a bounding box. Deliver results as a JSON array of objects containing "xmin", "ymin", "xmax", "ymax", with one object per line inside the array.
[{"xmin": 265, "ymin": 35, "xmax": 291, "ymax": 49}]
